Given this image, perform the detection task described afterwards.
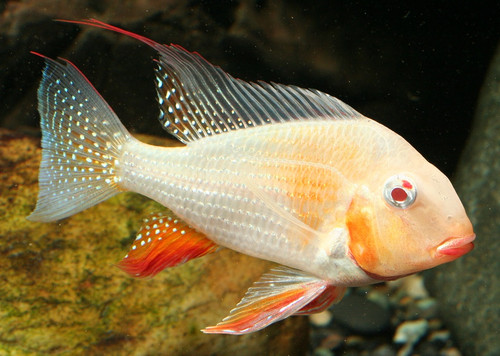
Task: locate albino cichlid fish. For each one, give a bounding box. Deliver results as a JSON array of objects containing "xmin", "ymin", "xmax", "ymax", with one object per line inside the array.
[{"xmin": 28, "ymin": 19, "xmax": 475, "ymax": 334}]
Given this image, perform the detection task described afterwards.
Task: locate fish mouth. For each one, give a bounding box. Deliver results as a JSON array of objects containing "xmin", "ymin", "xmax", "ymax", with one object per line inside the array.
[{"xmin": 435, "ymin": 234, "xmax": 476, "ymax": 258}]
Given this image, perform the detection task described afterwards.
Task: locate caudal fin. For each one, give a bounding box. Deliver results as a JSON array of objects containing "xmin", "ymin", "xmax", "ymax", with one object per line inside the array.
[{"xmin": 28, "ymin": 53, "xmax": 132, "ymax": 222}]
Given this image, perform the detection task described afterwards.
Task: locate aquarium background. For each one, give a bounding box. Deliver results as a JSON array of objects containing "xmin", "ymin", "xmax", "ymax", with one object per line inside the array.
[{"xmin": 0, "ymin": 1, "xmax": 498, "ymax": 355}]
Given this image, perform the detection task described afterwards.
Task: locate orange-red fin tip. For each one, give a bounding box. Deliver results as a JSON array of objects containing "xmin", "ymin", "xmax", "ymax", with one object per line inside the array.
[
  {"xmin": 201, "ymin": 267, "xmax": 328, "ymax": 335},
  {"xmin": 294, "ymin": 285, "xmax": 346, "ymax": 315},
  {"xmin": 117, "ymin": 212, "xmax": 217, "ymax": 278}
]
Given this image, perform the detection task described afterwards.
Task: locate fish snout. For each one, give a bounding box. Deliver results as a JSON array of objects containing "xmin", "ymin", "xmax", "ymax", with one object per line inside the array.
[{"xmin": 435, "ymin": 234, "xmax": 476, "ymax": 258}]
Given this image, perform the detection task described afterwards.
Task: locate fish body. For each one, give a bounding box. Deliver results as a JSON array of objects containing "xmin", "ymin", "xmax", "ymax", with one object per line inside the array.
[
  {"xmin": 28, "ymin": 19, "xmax": 475, "ymax": 334},
  {"xmin": 120, "ymin": 120, "xmax": 377, "ymax": 285}
]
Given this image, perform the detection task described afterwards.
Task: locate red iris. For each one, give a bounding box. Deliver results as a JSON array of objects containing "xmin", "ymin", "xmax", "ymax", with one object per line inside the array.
[{"xmin": 391, "ymin": 187, "xmax": 408, "ymax": 202}]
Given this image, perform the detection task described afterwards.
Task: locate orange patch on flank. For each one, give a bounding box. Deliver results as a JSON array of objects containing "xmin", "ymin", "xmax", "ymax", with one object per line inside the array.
[
  {"xmin": 265, "ymin": 162, "xmax": 343, "ymax": 230},
  {"xmin": 117, "ymin": 212, "xmax": 218, "ymax": 278}
]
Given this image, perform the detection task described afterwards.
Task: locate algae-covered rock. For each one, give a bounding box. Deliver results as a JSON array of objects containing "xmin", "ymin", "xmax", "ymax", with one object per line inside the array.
[
  {"xmin": 425, "ymin": 44, "xmax": 500, "ymax": 356},
  {"xmin": 0, "ymin": 129, "xmax": 308, "ymax": 355}
]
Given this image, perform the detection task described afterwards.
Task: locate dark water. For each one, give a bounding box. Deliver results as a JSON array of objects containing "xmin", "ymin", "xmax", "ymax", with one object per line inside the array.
[{"xmin": 1, "ymin": 1, "xmax": 498, "ymax": 355}]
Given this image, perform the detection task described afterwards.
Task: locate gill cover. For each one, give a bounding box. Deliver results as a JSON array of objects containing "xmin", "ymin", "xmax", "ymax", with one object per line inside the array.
[{"xmin": 346, "ymin": 174, "xmax": 421, "ymax": 279}]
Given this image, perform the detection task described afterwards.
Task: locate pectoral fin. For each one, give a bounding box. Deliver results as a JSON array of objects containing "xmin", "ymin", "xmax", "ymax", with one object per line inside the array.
[
  {"xmin": 202, "ymin": 266, "xmax": 328, "ymax": 335},
  {"xmin": 294, "ymin": 285, "xmax": 346, "ymax": 315},
  {"xmin": 117, "ymin": 212, "xmax": 217, "ymax": 278}
]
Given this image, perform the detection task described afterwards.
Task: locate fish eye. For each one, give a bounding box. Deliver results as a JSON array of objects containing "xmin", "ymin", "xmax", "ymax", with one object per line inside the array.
[{"xmin": 383, "ymin": 174, "xmax": 417, "ymax": 209}]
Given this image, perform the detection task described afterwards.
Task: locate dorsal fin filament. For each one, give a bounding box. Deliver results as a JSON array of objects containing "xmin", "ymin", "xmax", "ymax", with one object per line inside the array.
[{"xmin": 58, "ymin": 19, "xmax": 364, "ymax": 144}]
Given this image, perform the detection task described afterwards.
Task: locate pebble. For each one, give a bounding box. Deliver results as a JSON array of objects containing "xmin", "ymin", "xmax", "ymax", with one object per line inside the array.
[
  {"xmin": 397, "ymin": 343, "xmax": 414, "ymax": 356},
  {"xmin": 427, "ymin": 318, "xmax": 443, "ymax": 331},
  {"xmin": 372, "ymin": 344, "xmax": 397, "ymax": 356},
  {"xmin": 309, "ymin": 310, "xmax": 333, "ymax": 327},
  {"xmin": 404, "ymin": 297, "xmax": 439, "ymax": 320},
  {"xmin": 367, "ymin": 288, "xmax": 391, "ymax": 310},
  {"xmin": 313, "ymin": 347, "xmax": 334, "ymax": 356},
  {"xmin": 428, "ymin": 329, "xmax": 451, "ymax": 343},
  {"xmin": 393, "ymin": 319, "xmax": 429, "ymax": 344},
  {"xmin": 319, "ymin": 332, "xmax": 344, "ymax": 350},
  {"xmin": 414, "ymin": 340, "xmax": 441, "ymax": 356},
  {"xmin": 441, "ymin": 347, "xmax": 462, "ymax": 356},
  {"xmin": 401, "ymin": 275, "xmax": 429, "ymax": 299},
  {"xmin": 344, "ymin": 335, "xmax": 364, "ymax": 347}
]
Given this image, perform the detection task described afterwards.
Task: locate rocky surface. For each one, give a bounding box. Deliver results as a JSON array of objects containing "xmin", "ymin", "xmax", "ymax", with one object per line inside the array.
[
  {"xmin": 0, "ymin": 129, "xmax": 309, "ymax": 355},
  {"xmin": 425, "ymin": 43, "xmax": 500, "ymax": 356}
]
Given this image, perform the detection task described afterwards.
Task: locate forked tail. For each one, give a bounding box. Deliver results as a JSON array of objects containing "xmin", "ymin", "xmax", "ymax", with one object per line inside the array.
[{"xmin": 28, "ymin": 53, "xmax": 132, "ymax": 222}]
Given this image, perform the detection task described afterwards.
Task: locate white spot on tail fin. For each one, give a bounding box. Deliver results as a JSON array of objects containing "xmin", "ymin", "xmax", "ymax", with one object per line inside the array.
[{"xmin": 28, "ymin": 55, "xmax": 132, "ymax": 222}]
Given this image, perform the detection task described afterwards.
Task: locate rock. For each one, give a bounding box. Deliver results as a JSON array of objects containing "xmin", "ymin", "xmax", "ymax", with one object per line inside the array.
[
  {"xmin": 393, "ymin": 319, "xmax": 428, "ymax": 356},
  {"xmin": 403, "ymin": 297, "xmax": 439, "ymax": 321},
  {"xmin": 310, "ymin": 328, "xmax": 342, "ymax": 353},
  {"xmin": 393, "ymin": 319, "xmax": 428, "ymax": 345},
  {"xmin": 414, "ymin": 298, "xmax": 439, "ymax": 319},
  {"xmin": 372, "ymin": 344, "xmax": 397, "ymax": 356},
  {"xmin": 428, "ymin": 330, "xmax": 451, "ymax": 344},
  {"xmin": 0, "ymin": 129, "xmax": 309, "ymax": 355},
  {"xmin": 441, "ymin": 347, "xmax": 463, "ymax": 356},
  {"xmin": 400, "ymin": 275, "xmax": 429, "ymax": 299},
  {"xmin": 330, "ymin": 292, "xmax": 391, "ymax": 335},
  {"xmin": 427, "ymin": 318, "xmax": 443, "ymax": 331},
  {"xmin": 313, "ymin": 348, "xmax": 334, "ymax": 356},
  {"xmin": 366, "ymin": 287, "xmax": 391, "ymax": 311},
  {"xmin": 318, "ymin": 331, "xmax": 344, "ymax": 350},
  {"xmin": 413, "ymin": 340, "xmax": 441, "ymax": 356},
  {"xmin": 344, "ymin": 335, "xmax": 364, "ymax": 347},
  {"xmin": 425, "ymin": 43, "xmax": 500, "ymax": 356},
  {"xmin": 309, "ymin": 310, "xmax": 333, "ymax": 327}
]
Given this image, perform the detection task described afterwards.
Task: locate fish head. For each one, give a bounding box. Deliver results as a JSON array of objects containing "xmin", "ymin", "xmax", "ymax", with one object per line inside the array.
[{"xmin": 346, "ymin": 158, "xmax": 474, "ymax": 280}]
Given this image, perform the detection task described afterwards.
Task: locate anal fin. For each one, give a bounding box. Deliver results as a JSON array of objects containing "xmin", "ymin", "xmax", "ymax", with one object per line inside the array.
[
  {"xmin": 117, "ymin": 212, "xmax": 217, "ymax": 278},
  {"xmin": 202, "ymin": 266, "xmax": 329, "ymax": 335}
]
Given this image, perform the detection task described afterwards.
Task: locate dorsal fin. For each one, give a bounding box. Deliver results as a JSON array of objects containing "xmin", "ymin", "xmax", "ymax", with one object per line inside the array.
[
  {"xmin": 58, "ymin": 19, "xmax": 364, "ymax": 143},
  {"xmin": 153, "ymin": 52, "xmax": 363, "ymax": 143}
]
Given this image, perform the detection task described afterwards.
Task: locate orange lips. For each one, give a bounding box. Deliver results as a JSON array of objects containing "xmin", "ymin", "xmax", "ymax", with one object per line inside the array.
[{"xmin": 436, "ymin": 235, "xmax": 476, "ymax": 257}]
